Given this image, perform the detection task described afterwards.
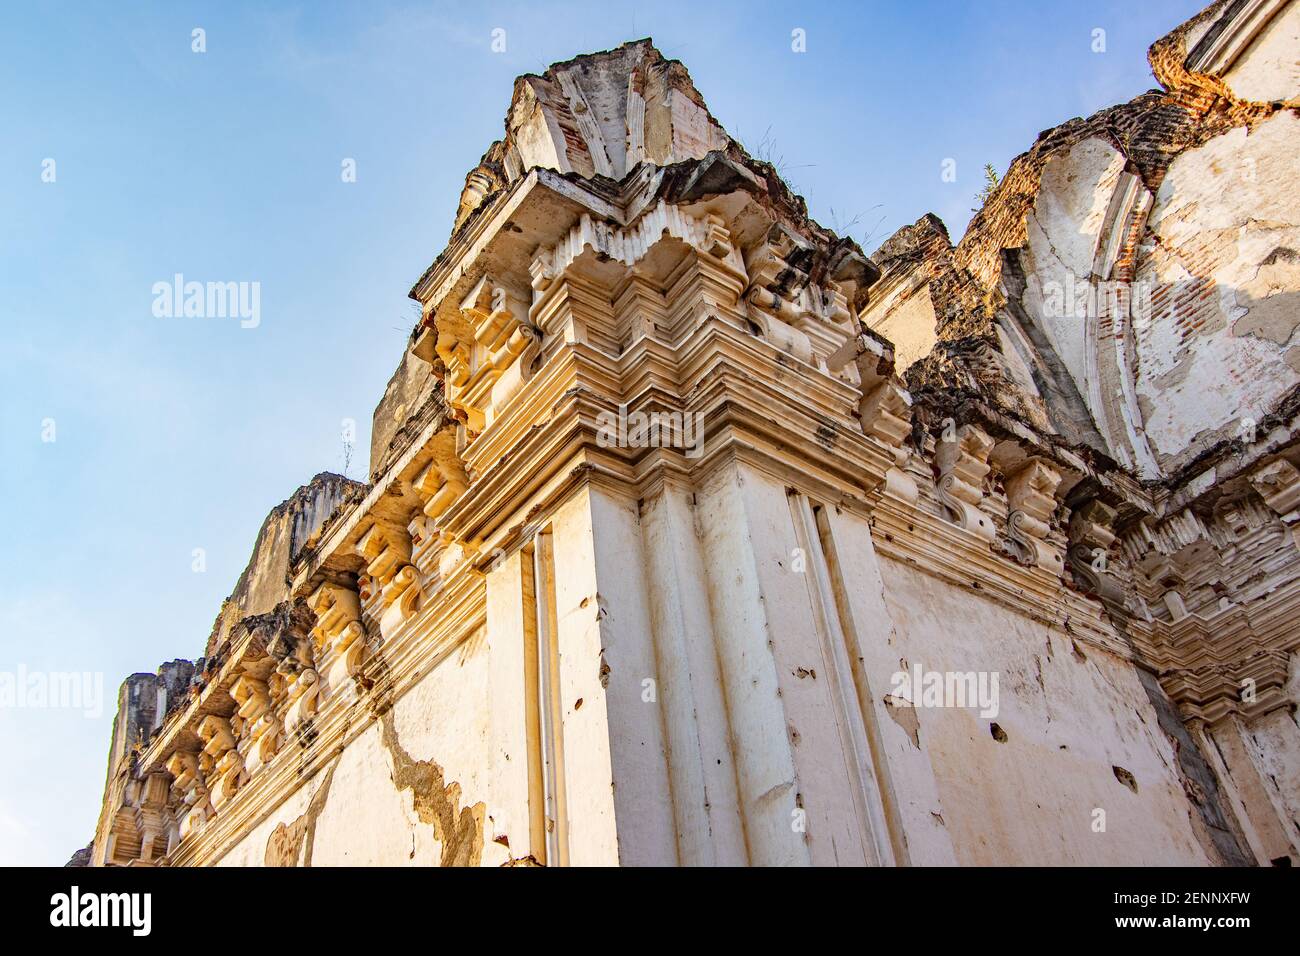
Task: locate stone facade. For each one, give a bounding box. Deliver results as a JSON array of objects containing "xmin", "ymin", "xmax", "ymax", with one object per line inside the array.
[{"xmin": 79, "ymin": 0, "xmax": 1299, "ymax": 867}]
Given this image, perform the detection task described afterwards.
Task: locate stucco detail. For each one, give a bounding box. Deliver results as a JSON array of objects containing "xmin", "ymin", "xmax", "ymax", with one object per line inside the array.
[{"xmin": 80, "ymin": 1, "xmax": 1299, "ymax": 869}]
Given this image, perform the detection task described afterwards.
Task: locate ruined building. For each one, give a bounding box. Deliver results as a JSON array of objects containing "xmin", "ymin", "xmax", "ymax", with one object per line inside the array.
[{"xmin": 81, "ymin": 0, "xmax": 1299, "ymax": 866}]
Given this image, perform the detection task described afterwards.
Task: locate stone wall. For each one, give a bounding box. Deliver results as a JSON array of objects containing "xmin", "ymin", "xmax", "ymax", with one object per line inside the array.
[{"xmin": 80, "ymin": 0, "xmax": 1299, "ymax": 867}]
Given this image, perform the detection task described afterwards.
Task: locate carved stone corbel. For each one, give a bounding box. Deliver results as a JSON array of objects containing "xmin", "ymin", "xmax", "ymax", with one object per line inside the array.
[
  {"xmin": 444, "ymin": 275, "xmax": 538, "ymax": 431},
  {"xmin": 413, "ymin": 458, "xmax": 469, "ymax": 523},
  {"xmin": 166, "ymin": 750, "xmax": 209, "ymax": 841},
  {"xmin": 412, "ymin": 429, "xmax": 471, "ymax": 573},
  {"xmin": 1248, "ymin": 459, "xmax": 1300, "ymax": 549},
  {"xmin": 1134, "ymin": 552, "xmax": 1190, "ymax": 622},
  {"xmin": 861, "ymin": 381, "xmax": 918, "ymax": 505},
  {"xmin": 1067, "ymin": 498, "xmax": 1131, "ymax": 614},
  {"xmin": 742, "ymin": 223, "xmax": 858, "ymax": 367},
  {"xmin": 743, "ymin": 224, "xmax": 816, "ymax": 365},
  {"xmin": 701, "ymin": 212, "xmax": 735, "ymax": 260},
  {"xmin": 407, "ymin": 515, "xmax": 440, "ymax": 579},
  {"xmin": 198, "ymin": 714, "xmax": 242, "ymax": 812},
  {"xmin": 934, "ymin": 421, "xmax": 997, "ymax": 542},
  {"xmin": 279, "ymin": 665, "xmax": 319, "ymax": 735},
  {"xmin": 528, "ymin": 253, "xmax": 556, "ymax": 296},
  {"xmin": 307, "ymin": 583, "xmax": 368, "ymax": 700},
  {"xmin": 1004, "ymin": 459, "xmax": 1065, "ymax": 574},
  {"xmin": 264, "ymin": 616, "xmax": 320, "ymax": 735},
  {"xmin": 431, "ymin": 533, "xmax": 477, "ymax": 582},
  {"xmin": 231, "ymin": 674, "xmax": 279, "ymax": 775},
  {"xmin": 828, "ymin": 330, "xmax": 918, "ymax": 505},
  {"xmin": 356, "ymin": 521, "xmax": 421, "ymax": 638}
]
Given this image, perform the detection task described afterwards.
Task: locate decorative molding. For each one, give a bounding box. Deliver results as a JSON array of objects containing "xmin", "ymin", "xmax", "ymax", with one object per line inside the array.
[
  {"xmin": 355, "ymin": 521, "xmax": 421, "ymax": 640},
  {"xmin": 1004, "ymin": 459, "xmax": 1064, "ymax": 574},
  {"xmin": 934, "ymin": 421, "xmax": 997, "ymax": 542},
  {"xmin": 307, "ymin": 584, "xmax": 368, "ymax": 702},
  {"xmin": 1249, "ymin": 458, "xmax": 1300, "ymax": 549}
]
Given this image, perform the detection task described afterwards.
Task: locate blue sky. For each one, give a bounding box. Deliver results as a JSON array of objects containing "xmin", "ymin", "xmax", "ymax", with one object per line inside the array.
[{"xmin": 0, "ymin": 0, "xmax": 1206, "ymax": 865}]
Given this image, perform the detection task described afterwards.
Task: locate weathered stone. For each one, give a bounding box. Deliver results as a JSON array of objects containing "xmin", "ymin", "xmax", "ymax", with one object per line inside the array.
[{"xmin": 78, "ymin": 1, "xmax": 1300, "ymax": 868}]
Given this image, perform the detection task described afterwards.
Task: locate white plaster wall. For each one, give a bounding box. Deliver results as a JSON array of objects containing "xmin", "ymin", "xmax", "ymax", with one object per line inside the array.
[
  {"xmin": 211, "ymin": 628, "xmax": 501, "ymax": 867},
  {"xmin": 311, "ymin": 721, "xmax": 439, "ymax": 865},
  {"xmin": 1234, "ymin": 652, "xmax": 1300, "ymax": 853},
  {"xmin": 213, "ymin": 778, "xmax": 314, "ymax": 867},
  {"xmin": 736, "ymin": 472, "xmax": 877, "ymax": 866},
  {"xmin": 1220, "ymin": 1, "xmax": 1300, "ymax": 104},
  {"xmin": 1015, "ymin": 115, "xmax": 1300, "ymax": 474},
  {"xmin": 574, "ymin": 485, "xmax": 677, "ymax": 865},
  {"xmin": 545, "ymin": 486, "xmax": 682, "ymax": 865},
  {"xmin": 694, "ymin": 461, "xmax": 810, "ymax": 866},
  {"xmin": 390, "ymin": 627, "xmax": 499, "ymax": 857},
  {"xmin": 875, "ymin": 556, "xmax": 1212, "ymax": 865},
  {"xmin": 1134, "ymin": 111, "xmax": 1300, "ymax": 470},
  {"xmin": 202, "ymin": 473, "xmax": 1233, "ymax": 868},
  {"xmin": 867, "ymin": 283, "xmax": 938, "ymax": 372},
  {"xmin": 819, "ymin": 505, "xmax": 958, "ymax": 866},
  {"xmin": 638, "ymin": 482, "xmax": 748, "ymax": 865},
  {"xmin": 511, "ymin": 85, "xmax": 570, "ymax": 175},
  {"xmin": 486, "ymin": 550, "xmax": 537, "ymax": 860},
  {"xmin": 692, "ymin": 461, "xmax": 955, "ymax": 865},
  {"xmin": 1234, "ymin": 707, "xmax": 1300, "ymax": 857},
  {"xmin": 1020, "ymin": 137, "xmax": 1127, "ymax": 412},
  {"xmin": 545, "ymin": 488, "xmax": 620, "ymax": 865}
]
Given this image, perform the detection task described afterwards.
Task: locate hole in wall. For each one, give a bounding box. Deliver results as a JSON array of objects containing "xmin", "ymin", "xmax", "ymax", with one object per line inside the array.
[{"xmin": 1113, "ymin": 766, "xmax": 1138, "ymax": 793}]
